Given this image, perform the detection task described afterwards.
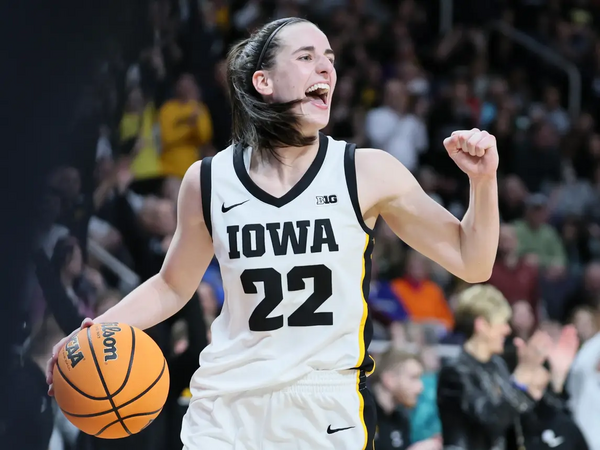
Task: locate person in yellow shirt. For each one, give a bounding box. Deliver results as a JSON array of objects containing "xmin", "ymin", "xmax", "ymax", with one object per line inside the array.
[
  {"xmin": 158, "ymin": 74, "xmax": 214, "ymax": 180},
  {"xmin": 119, "ymin": 87, "xmax": 163, "ymax": 194}
]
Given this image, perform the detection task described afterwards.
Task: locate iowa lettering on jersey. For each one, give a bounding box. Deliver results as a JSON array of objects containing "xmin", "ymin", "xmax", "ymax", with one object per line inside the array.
[{"xmin": 226, "ymin": 218, "xmax": 339, "ymax": 259}]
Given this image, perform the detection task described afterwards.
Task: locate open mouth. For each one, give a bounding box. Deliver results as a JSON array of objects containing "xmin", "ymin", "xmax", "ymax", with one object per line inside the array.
[{"xmin": 305, "ymin": 83, "xmax": 330, "ymax": 108}]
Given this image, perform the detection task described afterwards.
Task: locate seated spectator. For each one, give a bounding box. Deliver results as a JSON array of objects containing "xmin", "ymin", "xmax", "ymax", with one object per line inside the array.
[
  {"xmin": 390, "ymin": 250, "xmax": 454, "ymax": 332},
  {"xmin": 371, "ymin": 349, "xmax": 441, "ymax": 450},
  {"xmin": 51, "ymin": 236, "xmax": 96, "ymax": 318},
  {"xmin": 504, "ymin": 300, "xmax": 537, "ymax": 372},
  {"xmin": 410, "ymin": 346, "xmax": 442, "ymax": 443},
  {"xmin": 513, "ymin": 193, "xmax": 567, "ymax": 276},
  {"xmin": 568, "ymin": 302, "xmax": 600, "ymax": 449},
  {"xmin": 488, "ymin": 223, "xmax": 540, "ymax": 317},
  {"xmin": 569, "ymin": 306, "xmax": 598, "ymax": 345},
  {"xmin": 564, "ymin": 262, "xmax": 600, "ymax": 324}
]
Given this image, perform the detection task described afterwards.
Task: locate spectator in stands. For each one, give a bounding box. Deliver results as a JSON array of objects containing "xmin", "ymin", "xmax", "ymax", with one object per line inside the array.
[
  {"xmin": 119, "ymin": 87, "xmax": 163, "ymax": 196},
  {"xmin": 437, "ymin": 284, "xmax": 550, "ymax": 450},
  {"xmin": 36, "ymin": 190, "xmax": 69, "ymax": 259},
  {"xmin": 410, "ymin": 346, "xmax": 442, "ymax": 444},
  {"xmin": 364, "ymin": 78, "xmax": 427, "ymax": 173},
  {"xmin": 514, "ymin": 193, "xmax": 567, "ymax": 274},
  {"xmin": 372, "ymin": 349, "xmax": 441, "ymax": 450},
  {"xmin": 499, "ymin": 175, "xmax": 528, "ymax": 223},
  {"xmin": 390, "ymin": 250, "xmax": 454, "ymax": 332},
  {"xmin": 158, "ymin": 73, "xmax": 213, "ymax": 181},
  {"xmin": 514, "ymin": 123, "xmax": 562, "ymax": 193},
  {"xmin": 564, "ymin": 262, "xmax": 600, "ymax": 321},
  {"xmin": 535, "ymin": 85, "xmax": 571, "ymax": 135},
  {"xmin": 570, "ymin": 306, "xmax": 598, "ymax": 344},
  {"xmin": 51, "ymin": 236, "xmax": 95, "ymax": 318},
  {"xmin": 568, "ymin": 300, "xmax": 600, "ymax": 449},
  {"xmin": 489, "ymin": 224, "xmax": 540, "ymax": 316},
  {"xmin": 49, "ymin": 166, "xmax": 94, "ymax": 256}
]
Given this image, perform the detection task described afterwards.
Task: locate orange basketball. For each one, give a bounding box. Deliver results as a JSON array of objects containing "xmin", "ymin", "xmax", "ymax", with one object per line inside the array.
[{"xmin": 53, "ymin": 322, "xmax": 170, "ymax": 439}]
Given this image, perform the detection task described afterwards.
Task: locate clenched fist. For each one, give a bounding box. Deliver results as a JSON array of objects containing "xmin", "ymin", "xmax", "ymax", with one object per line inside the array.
[{"xmin": 443, "ymin": 129, "xmax": 499, "ymax": 179}]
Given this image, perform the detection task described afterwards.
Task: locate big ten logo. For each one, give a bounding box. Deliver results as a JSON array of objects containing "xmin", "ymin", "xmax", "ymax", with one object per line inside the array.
[
  {"xmin": 316, "ymin": 195, "xmax": 337, "ymax": 205},
  {"xmin": 100, "ymin": 323, "xmax": 121, "ymax": 362},
  {"xmin": 65, "ymin": 335, "xmax": 84, "ymax": 369}
]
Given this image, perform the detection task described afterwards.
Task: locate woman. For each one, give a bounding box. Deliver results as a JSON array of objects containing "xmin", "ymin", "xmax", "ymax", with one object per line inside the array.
[{"xmin": 47, "ymin": 17, "xmax": 500, "ymax": 450}]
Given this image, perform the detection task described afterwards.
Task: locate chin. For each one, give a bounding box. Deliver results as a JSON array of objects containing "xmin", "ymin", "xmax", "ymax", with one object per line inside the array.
[{"xmin": 302, "ymin": 114, "xmax": 330, "ymax": 134}]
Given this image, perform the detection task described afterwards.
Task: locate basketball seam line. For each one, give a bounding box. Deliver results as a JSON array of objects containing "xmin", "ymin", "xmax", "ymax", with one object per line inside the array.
[
  {"xmin": 93, "ymin": 408, "xmax": 163, "ymax": 437},
  {"xmin": 60, "ymin": 359, "xmax": 167, "ymax": 418},
  {"xmin": 110, "ymin": 325, "xmax": 137, "ymax": 398},
  {"xmin": 87, "ymin": 327, "xmax": 132, "ymax": 436},
  {"xmin": 54, "ymin": 326, "xmax": 137, "ymax": 402}
]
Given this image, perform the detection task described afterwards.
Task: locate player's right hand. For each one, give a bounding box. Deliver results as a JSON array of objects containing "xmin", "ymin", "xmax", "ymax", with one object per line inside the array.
[{"xmin": 46, "ymin": 317, "xmax": 95, "ymax": 396}]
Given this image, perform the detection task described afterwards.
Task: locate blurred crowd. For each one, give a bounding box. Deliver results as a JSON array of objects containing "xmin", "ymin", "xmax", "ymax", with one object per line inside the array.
[{"xmin": 19, "ymin": 0, "xmax": 600, "ymax": 449}]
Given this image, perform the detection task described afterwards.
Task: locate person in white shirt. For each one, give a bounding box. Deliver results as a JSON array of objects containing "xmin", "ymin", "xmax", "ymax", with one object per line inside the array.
[
  {"xmin": 568, "ymin": 322, "xmax": 600, "ymax": 450},
  {"xmin": 365, "ymin": 79, "xmax": 428, "ymax": 172}
]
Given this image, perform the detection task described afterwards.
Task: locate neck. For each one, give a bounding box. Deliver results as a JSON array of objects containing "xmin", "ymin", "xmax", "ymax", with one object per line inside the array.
[
  {"xmin": 464, "ymin": 336, "xmax": 493, "ymax": 362},
  {"xmin": 372, "ymin": 383, "xmax": 397, "ymax": 415},
  {"xmin": 251, "ymin": 135, "xmax": 320, "ymax": 178}
]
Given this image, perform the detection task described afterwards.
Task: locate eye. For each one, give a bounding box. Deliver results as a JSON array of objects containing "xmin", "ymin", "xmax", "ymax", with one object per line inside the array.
[
  {"xmin": 328, "ymin": 58, "xmax": 336, "ymax": 66},
  {"xmin": 298, "ymin": 54, "xmax": 312, "ymax": 61}
]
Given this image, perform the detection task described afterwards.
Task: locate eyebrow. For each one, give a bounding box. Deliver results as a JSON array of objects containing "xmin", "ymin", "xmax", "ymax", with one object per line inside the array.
[{"xmin": 292, "ymin": 45, "xmax": 335, "ymax": 58}]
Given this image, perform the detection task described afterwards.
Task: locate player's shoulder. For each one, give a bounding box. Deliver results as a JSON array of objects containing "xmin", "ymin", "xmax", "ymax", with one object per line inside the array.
[{"xmin": 354, "ymin": 147, "xmax": 408, "ymax": 173}]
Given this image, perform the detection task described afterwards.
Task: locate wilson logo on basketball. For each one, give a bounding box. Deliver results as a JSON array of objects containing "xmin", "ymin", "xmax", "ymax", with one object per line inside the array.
[
  {"xmin": 65, "ymin": 335, "xmax": 84, "ymax": 369},
  {"xmin": 101, "ymin": 323, "xmax": 121, "ymax": 362}
]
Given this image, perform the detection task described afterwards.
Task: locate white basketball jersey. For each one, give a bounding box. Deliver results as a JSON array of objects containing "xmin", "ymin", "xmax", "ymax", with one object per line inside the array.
[{"xmin": 190, "ymin": 134, "xmax": 374, "ymax": 398}]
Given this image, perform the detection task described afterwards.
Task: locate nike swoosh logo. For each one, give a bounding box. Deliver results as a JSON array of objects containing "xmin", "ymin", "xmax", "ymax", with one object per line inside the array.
[
  {"xmin": 221, "ymin": 200, "xmax": 249, "ymax": 213},
  {"xmin": 548, "ymin": 438, "xmax": 564, "ymax": 448},
  {"xmin": 327, "ymin": 425, "xmax": 355, "ymax": 434}
]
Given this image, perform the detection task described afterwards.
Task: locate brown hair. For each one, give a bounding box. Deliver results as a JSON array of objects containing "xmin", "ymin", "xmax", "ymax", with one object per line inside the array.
[{"xmin": 226, "ymin": 17, "xmax": 317, "ymax": 155}]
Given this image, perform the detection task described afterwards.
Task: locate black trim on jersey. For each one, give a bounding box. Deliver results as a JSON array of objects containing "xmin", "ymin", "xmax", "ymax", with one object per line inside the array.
[
  {"xmin": 358, "ymin": 371, "xmax": 377, "ymax": 450},
  {"xmin": 343, "ymin": 143, "xmax": 374, "ymax": 236},
  {"xmin": 200, "ymin": 157, "xmax": 213, "ymax": 237},
  {"xmin": 357, "ymin": 237, "xmax": 375, "ymax": 374},
  {"xmin": 232, "ymin": 133, "xmax": 328, "ymax": 208}
]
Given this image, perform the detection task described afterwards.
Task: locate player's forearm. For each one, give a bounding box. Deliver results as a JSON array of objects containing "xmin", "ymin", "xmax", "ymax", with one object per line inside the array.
[
  {"xmin": 94, "ymin": 274, "xmax": 188, "ymax": 330},
  {"xmin": 458, "ymin": 175, "xmax": 499, "ymax": 282}
]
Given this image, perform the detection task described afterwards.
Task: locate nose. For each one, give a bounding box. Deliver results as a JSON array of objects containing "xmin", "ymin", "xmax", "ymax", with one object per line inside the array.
[{"xmin": 315, "ymin": 54, "xmax": 334, "ymax": 75}]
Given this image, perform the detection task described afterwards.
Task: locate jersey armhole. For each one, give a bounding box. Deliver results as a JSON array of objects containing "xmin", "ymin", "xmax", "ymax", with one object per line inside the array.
[
  {"xmin": 343, "ymin": 144, "xmax": 374, "ymax": 236},
  {"xmin": 200, "ymin": 157, "xmax": 213, "ymax": 238}
]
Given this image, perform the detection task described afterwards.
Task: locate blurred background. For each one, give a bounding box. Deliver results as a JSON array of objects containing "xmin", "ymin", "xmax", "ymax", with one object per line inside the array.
[{"xmin": 6, "ymin": 0, "xmax": 600, "ymax": 449}]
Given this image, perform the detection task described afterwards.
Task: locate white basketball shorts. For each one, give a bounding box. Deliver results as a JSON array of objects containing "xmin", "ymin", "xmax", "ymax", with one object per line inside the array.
[{"xmin": 181, "ymin": 369, "xmax": 376, "ymax": 450}]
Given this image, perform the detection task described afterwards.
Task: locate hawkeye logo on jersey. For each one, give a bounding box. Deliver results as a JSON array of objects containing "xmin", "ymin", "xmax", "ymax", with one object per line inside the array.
[
  {"xmin": 227, "ymin": 218, "xmax": 339, "ymax": 259},
  {"xmin": 316, "ymin": 195, "xmax": 337, "ymax": 205}
]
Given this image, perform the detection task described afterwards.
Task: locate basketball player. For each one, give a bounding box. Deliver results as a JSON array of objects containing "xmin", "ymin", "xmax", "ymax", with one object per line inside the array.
[{"xmin": 46, "ymin": 17, "xmax": 500, "ymax": 450}]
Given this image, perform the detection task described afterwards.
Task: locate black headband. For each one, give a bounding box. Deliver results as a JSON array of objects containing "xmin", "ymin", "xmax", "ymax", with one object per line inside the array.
[{"xmin": 255, "ymin": 19, "xmax": 295, "ymax": 72}]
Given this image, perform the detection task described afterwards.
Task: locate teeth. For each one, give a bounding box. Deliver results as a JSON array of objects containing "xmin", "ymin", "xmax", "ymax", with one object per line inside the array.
[{"xmin": 306, "ymin": 83, "xmax": 330, "ymax": 93}]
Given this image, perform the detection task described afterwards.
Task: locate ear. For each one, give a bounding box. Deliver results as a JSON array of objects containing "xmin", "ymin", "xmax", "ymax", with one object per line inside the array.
[
  {"xmin": 473, "ymin": 316, "xmax": 487, "ymax": 335},
  {"xmin": 380, "ymin": 371, "xmax": 393, "ymax": 391},
  {"xmin": 252, "ymin": 70, "xmax": 274, "ymax": 97}
]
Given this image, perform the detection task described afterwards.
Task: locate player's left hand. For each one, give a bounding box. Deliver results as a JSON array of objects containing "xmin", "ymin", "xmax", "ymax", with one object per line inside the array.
[{"xmin": 443, "ymin": 129, "xmax": 499, "ymax": 179}]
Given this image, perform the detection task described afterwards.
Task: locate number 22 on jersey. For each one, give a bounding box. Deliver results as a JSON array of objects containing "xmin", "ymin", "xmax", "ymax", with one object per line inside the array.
[{"xmin": 242, "ymin": 264, "xmax": 333, "ymax": 331}]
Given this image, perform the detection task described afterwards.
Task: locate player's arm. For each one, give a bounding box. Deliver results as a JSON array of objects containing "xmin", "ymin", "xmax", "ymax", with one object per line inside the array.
[
  {"xmin": 95, "ymin": 160, "xmax": 214, "ymax": 330},
  {"xmin": 47, "ymin": 160, "xmax": 213, "ymax": 392},
  {"xmin": 357, "ymin": 148, "xmax": 498, "ymax": 283}
]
